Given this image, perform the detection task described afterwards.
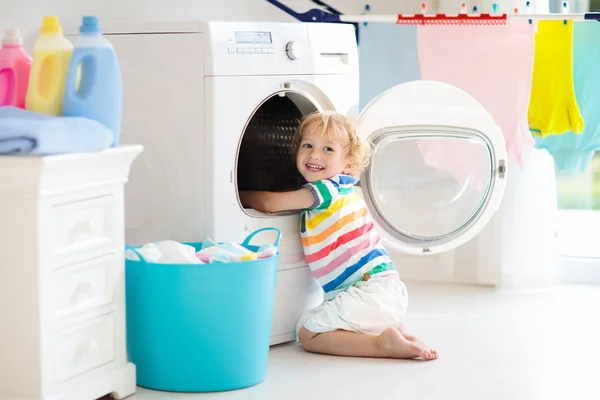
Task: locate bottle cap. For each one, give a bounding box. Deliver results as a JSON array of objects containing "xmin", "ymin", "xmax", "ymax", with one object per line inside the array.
[
  {"xmin": 40, "ymin": 16, "xmax": 62, "ymax": 34},
  {"xmin": 2, "ymin": 28, "xmax": 22, "ymax": 45},
  {"xmin": 80, "ymin": 16, "xmax": 101, "ymax": 34}
]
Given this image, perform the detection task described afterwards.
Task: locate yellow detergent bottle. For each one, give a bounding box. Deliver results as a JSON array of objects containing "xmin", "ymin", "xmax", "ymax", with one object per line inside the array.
[{"xmin": 25, "ymin": 16, "xmax": 73, "ymax": 115}]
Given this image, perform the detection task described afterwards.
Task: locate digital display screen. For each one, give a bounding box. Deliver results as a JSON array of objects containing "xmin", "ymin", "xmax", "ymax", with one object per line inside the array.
[{"xmin": 234, "ymin": 31, "xmax": 272, "ymax": 44}]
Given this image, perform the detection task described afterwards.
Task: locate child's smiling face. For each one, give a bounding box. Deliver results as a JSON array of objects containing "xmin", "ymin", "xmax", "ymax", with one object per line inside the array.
[{"xmin": 296, "ymin": 129, "xmax": 352, "ymax": 183}]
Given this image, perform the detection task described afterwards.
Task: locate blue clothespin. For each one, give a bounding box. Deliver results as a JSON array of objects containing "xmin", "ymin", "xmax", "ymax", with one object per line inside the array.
[
  {"xmin": 472, "ymin": 5, "xmax": 478, "ymax": 14},
  {"xmin": 363, "ymin": 4, "xmax": 370, "ymax": 26},
  {"xmin": 492, "ymin": 3, "xmax": 498, "ymax": 14},
  {"xmin": 562, "ymin": 1, "xmax": 569, "ymax": 25},
  {"xmin": 526, "ymin": 1, "xmax": 533, "ymax": 24}
]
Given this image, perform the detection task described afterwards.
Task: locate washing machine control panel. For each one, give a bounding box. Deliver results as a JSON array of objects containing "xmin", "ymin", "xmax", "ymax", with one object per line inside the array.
[
  {"xmin": 205, "ymin": 22, "xmax": 314, "ymax": 76},
  {"xmin": 205, "ymin": 21, "xmax": 357, "ymax": 76},
  {"xmin": 226, "ymin": 32, "xmax": 302, "ymax": 61},
  {"xmin": 229, "ymin": 47, "xmax": 274, "ymax": 54},
  {"xmin": 228, "ymin": 29, "xmax": 276, "ymax": 55}
]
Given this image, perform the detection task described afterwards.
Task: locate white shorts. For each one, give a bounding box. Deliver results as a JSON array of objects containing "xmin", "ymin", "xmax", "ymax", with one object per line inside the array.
[{"xmin": 296, "ymin": 274, "xmax": 408, "ymax": 338}]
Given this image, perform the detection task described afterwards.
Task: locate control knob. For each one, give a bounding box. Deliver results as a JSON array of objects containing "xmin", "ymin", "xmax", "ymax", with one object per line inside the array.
[{"xmin": 285, "ymin": 41, "xmax": 303, "ymax": 60}]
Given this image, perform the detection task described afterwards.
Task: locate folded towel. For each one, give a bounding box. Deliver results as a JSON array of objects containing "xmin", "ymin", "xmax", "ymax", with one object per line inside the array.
[{"xmin": 0, "ymin": 106, "xmax": 113, "ymax": 155}]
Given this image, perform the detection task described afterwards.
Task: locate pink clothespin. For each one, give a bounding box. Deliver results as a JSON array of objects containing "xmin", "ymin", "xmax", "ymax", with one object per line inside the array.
[{"xmin": 421, "ymin": 2, "xmax": 428, "ymax": 14}]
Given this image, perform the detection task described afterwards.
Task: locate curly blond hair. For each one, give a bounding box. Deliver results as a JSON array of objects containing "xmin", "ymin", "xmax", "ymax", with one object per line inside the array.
[{"xmin": 291, "ymin": 111, "xmax": 371, "ymax": 177}]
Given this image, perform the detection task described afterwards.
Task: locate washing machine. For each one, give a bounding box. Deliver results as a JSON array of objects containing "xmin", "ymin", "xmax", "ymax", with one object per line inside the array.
[{"xmin": 87, "ymin": 21, "xmax": 507, "ymax": 345}]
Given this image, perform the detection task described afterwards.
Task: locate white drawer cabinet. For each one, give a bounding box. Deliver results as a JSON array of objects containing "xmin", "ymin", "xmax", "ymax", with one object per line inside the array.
[
  {"xmin": 0, "ymin": 146, "xmax": 142, "ymax": 400},
  {"xmin": 53, "ymin": 313, "xmax": 116, "ymax": 384},
  {"xmin": 52, "ymin": 254, "xmax": 118, "ymax": 320}
]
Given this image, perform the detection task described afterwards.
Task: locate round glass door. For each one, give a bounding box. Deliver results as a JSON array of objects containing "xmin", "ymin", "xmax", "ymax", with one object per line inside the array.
[
  {"xmin": 365, "ymin": 129, "xmax": 497, "ymax": 248},
  {"xmin": 357, "ymin": 80, "xmax": 507, "ymax": 254}
]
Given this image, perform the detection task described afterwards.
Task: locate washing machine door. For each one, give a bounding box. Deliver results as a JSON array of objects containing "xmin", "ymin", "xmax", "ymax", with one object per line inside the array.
[{"xmin": 357, "ymin": 80, "xmax": 507, "ymax": 255}]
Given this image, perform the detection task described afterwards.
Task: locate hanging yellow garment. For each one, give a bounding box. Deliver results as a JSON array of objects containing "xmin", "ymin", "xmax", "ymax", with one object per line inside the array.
[{"xmin": 528, "ymin": 20, "xmax": 584, "ymax": 137}]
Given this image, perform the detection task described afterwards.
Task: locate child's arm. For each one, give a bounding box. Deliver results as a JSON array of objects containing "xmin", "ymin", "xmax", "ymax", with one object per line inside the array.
[{"xmin": 239, "ymin": 189, "xmax": 315, "ymax": 213}]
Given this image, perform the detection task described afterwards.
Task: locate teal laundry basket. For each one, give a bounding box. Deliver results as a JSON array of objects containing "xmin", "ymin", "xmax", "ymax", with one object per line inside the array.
[{"xmin": 124, "ymin": 228, "xmax": 281, "ymax": 392}]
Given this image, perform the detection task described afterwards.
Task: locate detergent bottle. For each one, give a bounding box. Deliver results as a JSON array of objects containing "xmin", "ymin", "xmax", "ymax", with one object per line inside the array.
[
  {"xmin": 25, "ymin": 16, "xmax": 73, "ymax": 115},
  {"xmin": 0, "ymin": 29, "xmax": 32, "ymax": 108},
  {"xmin": 63, "ymin": 16, "xmax": 122, "ymax": 146}
]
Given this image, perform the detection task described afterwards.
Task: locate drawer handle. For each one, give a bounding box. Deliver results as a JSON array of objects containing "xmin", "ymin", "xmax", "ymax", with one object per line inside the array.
[
  {"xmin": 70, "ymin": 282, "xmax": 96, "ymax": 306},
  {"xmin": 73, "ymin": 339, "xmax": 98, "ymax": 364},
  {"xmin": 68, "ymin": 220, "xmax": 95, "ymax": 243}
]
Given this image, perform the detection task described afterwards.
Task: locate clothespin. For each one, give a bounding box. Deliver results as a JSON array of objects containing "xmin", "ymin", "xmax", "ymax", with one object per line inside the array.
[
  {"xmin": 472, "ymin": 5, "xmax": 478, "ymax": 14},
  {"xmin": 362, "ymin": 4, "xmax": 370, "ymax": 26},
  {"xmin": 562, "ymin": 1, "xmax": 569, "ymax": 25},
  {"xmin": 525, "ymin": 1, "xmax": 533, "ymax": 24},
  {"xmin": 421, "ymin": 2, "xmax": 428, "ymax": 14},
  {"xmin": 459, "ymin": 2, "xmax": 468, "ymax": 14},
  {"xmin": 492, "ymin": 3, "xmax": 498, "ymax": 14}
]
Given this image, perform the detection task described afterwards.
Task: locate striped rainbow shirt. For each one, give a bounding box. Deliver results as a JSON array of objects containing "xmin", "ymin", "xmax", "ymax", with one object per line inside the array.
[{"xmin": 300, "ymin": 174, "xmax": 398, "ymax": 301}]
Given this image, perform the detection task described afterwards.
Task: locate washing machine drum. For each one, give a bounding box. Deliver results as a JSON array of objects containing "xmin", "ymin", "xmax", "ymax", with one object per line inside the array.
[
  {"xmin": 357, "ymin": 80, "xmax": 508, "ymax": 255},
  {"xmin": 237, "ymin": 93, "xmax": 314, "ymax": 193}
]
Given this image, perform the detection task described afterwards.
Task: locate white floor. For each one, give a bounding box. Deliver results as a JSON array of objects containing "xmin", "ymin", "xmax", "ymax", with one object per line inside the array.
[{"xmin": 117, "ymin": 283, "xmax": 600, "ymax": 400}]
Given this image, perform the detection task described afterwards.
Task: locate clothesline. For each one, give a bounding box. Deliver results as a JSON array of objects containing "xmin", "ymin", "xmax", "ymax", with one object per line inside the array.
[
  {"xmin": 266, "ymin": 0, "xmax": 600, "ymax": 25},
  {"xmin": 339, "ymin": 13, "xmax": 600, "ymax": 25}
]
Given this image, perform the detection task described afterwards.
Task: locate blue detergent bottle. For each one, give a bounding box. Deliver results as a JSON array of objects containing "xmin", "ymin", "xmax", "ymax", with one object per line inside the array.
[{"xmin": 63, "ymin": 16, "xmax": 121, "ymax": 146}]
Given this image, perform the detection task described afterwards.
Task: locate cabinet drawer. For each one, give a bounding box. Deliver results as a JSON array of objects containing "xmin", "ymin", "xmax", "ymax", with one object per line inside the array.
[
  {"xmin": 53, "ymin": 254, "xmax": 116, "ymax": 320},
  {"xmin": 51, "ymin": 195, "xmax": 117, "ymax": 261},
  {"xmin": 53, "ymin": 314, "xmax": 115, "ymax": 383}
]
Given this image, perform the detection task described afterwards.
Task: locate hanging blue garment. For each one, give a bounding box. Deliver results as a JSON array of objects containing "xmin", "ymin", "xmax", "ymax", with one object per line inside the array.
[
  {"xmin": 535, "ymin": 21, "xmax": 600, "ymax": 172},
  {"xmin": 358, "ymin": 24, "xmax": 421, "ymax": 110}
]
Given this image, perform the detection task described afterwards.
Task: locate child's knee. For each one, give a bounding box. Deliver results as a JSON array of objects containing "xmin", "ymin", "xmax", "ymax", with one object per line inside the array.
[{"xmin": 298, "ymin": 326, "xmax": 319, "ymax": 351}]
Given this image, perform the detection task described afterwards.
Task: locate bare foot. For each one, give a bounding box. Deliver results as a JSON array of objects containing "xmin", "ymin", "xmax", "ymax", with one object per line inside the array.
[
  {"xmin": 377, "ymin": 328, "xmax": 437, "ymax": 360},
  {"xmin": 397, "ymin": 324, "xmax": 439, "ymax": 360}
]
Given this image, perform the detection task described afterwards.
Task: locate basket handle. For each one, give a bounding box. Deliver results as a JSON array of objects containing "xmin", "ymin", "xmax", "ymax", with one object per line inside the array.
[
  {"xmin": 242, "ymin": 228, "xmax": 282, "ymax": 248},
  {"xmin": 125, "ymin": 245, "xmax": 148, "ymax": 263}
]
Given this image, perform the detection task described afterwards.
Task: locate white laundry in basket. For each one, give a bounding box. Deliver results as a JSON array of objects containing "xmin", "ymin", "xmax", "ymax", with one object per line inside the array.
[{"xmin": 125, "ymin": 240, "xmax": 203, "ymax": 264}]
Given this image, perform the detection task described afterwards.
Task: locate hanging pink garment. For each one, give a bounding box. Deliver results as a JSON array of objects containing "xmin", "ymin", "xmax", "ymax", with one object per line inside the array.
[
  {"xmin": 416, "ymin": 21, "xmax": 535, "ymax": 189},
  {"xmin": 414, "ymin": 137, "xmax": 491, "ymax": 191}
]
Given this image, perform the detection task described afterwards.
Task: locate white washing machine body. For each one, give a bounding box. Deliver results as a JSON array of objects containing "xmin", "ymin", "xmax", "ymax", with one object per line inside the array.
[
  {"xmin": 89, "ymin": 21, "xmax": 507, "ymax": 345},
  {"xmin": 204, "ymin": 22, "xmax": 360, "ymax": 344}
]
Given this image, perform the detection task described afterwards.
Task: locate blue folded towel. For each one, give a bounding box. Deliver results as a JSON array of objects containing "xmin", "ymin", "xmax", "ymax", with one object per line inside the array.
[{"xmin": 0, "ymin": 106, "xmax": 114, "ymax": 155}]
